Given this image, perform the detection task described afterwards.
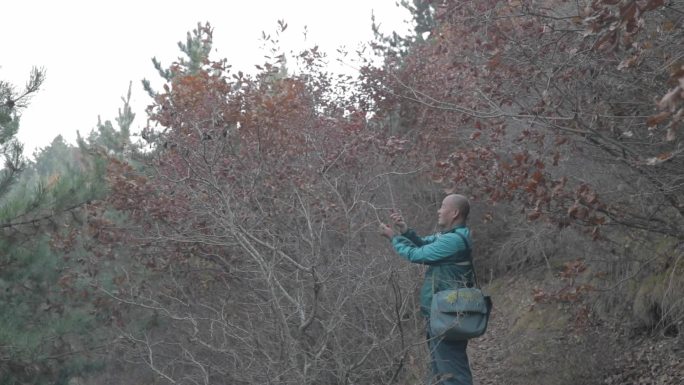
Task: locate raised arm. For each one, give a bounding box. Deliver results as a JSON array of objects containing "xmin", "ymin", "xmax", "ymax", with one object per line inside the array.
[
  {"xmin": 391, "ymin": 232, "xmax": 468, "ymax": 265},
  {"xmin": 390, "ymin": 212, "xmax": 438, "ymax": 246},
  {"xmin": 399, "ymin": 228, "xmax": 439, "ymax": 247}
]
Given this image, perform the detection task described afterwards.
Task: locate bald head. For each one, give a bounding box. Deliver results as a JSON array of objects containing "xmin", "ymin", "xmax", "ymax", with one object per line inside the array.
[
  {"xmin": 444, "ymin": 194, "xmax": 470, "ymax": 220},
  {"xmin": 437, "ymin": 194, "xmax": 470, "ymax": 229}
]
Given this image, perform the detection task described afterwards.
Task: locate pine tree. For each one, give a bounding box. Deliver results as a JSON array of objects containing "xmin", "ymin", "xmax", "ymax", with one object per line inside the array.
[
  {"xmin": 0, "ymin": 77, "xmax": 133, "ymax": 384},
  {"xmin": 78, "ymin": 81, "xmax": 134, "ymax": 156},
  {"xmin": 0, "ymin": 67, "xmax": 44, "ymax": 199}
]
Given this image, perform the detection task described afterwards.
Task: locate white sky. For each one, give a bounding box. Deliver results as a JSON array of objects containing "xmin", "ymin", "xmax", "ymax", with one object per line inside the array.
[{"xmin": 1, "ymin": 0, "xmax": 412, "ymax": 156}]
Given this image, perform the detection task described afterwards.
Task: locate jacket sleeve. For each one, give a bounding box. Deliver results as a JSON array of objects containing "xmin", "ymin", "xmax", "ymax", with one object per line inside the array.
[
  {"xmin": 391, "ymin": 232, "xmax": 465, "ymax": 264},
  {"xmin": 400, "ymin": 229, "xmax": 438, "ymax": 247}
]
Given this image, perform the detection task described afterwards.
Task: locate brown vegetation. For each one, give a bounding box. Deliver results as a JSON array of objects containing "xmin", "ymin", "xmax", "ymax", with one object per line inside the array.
[{"xmin": 76, "ymin": 1, "xmax": 684, "ymax": 383}]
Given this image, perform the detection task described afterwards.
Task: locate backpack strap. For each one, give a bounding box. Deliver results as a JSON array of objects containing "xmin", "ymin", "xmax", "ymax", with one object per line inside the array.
[
  {"xmin": 452, "ymin": 231, "xmax": 479, "ymax": 288},
  {"xmin": 431, "ymin": 230, "xmax": 479, "ymax": 293}
]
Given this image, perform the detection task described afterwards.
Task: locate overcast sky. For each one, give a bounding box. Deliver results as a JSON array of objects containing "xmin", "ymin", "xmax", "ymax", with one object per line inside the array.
[{"xmin": 2, "ymin": 0, "xmax": 412, "ymax": 156}]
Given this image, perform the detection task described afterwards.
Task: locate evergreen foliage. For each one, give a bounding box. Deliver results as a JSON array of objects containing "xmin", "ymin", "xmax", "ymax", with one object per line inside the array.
[
  {"xmin": 0, "ymin": 80, "xmax": 134, "ymax": 384},
  {"xmin": 142, "ymin": 22, "xmax": 213, "ymax": 98},
  {"xmin": 0, "ymin": 67, "xmax": 44, "ymax": 199},
  {"xmin": 396, "ymin": 0, "xmax": 433, "ymax": 36},
  {"xmin": 78, "ymin": 81, "xmax": 135, "ymax": 156}
]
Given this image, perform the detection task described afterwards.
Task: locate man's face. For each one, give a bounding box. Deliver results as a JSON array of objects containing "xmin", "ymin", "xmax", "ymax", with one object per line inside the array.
[{"xmin": 437, "ymin": 197, "xmax": 458, "ymax": 228}]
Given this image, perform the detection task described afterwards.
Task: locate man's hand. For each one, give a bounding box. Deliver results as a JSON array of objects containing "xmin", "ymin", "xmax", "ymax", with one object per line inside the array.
[
  {"xmin": 379, "ymin": 223, "xmax": 396, "ymax": 239},
  {"xmin": 390, "ymin": 211, "xmax": 408, "ymax": 234}
]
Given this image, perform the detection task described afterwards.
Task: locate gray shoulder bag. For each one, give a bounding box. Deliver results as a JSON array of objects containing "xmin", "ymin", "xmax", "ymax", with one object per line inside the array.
[{"xmin": 429, "ymin": 231, "xmax": 493, "ymax": 341}]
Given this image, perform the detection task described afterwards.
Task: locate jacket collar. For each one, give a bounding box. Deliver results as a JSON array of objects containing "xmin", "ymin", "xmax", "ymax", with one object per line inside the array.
[{"xmin": 441, "ymin": 223, "xmax": 466, "ymax": 234}]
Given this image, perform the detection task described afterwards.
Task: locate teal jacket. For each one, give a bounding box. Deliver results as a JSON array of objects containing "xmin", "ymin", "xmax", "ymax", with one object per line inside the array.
[{"xmin": 391, "ymin": 225, "xmax": 474, "ymax": 317}]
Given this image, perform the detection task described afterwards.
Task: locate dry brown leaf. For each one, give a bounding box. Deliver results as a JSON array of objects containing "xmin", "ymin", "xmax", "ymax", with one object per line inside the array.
[
  {"xmin": 639, "ymin": 0, "xmax": 664, "ymax": 11},
  {"xmin": 666, "ymin": 125, "xmax": 676, "ymax": 142},
  {"xmin": 620, "ymin": 2, "xmax": 638, "ymax": 20},
  {"xmin": 658, "ymin": 87, "xmax": 681, "ymax": 110},
  {"xmin": 617, "ymin": 55, "xmax": 639, "ymax": 70},
  {"xmin": 670, "ymin": 64, "xmax": 684, "ymax": 79},
  {"xmin": 647, "ymin": 111, "xmax": 670, "ymax": 126},
  {"xmin": 658, "ymin": 151, "xmax": 673, "ymax": 160},
  {"xmin": 645, "ymin": 152, "xmax": 674, "ymax": 165},
  {"xmin": 674, "ymin": 108, "xmax": 683, "ymax": 122},
  {"xmin": 487, "ymin": 53, "xmax": 502, "ymax": 70}
]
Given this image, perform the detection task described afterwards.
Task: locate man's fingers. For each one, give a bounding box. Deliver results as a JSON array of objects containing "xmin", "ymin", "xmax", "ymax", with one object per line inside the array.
[{"xmin": 379, "ymin": 223, "xmax": 395, "ymax": 239}]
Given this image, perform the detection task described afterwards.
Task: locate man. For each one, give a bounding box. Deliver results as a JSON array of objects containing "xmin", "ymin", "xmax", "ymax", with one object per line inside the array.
[{"xmin": 379, "ymin": 194, "xmax": 474, "ymax": 385}]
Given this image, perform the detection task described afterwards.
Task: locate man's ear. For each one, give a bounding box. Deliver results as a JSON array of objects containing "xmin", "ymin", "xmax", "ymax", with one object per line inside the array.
[{"xmin": 452, "ymin": 208, "xmax": 461, "ymax": 221}]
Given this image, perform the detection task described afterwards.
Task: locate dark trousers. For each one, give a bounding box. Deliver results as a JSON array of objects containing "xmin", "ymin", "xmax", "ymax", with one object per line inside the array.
[{"xmin": 426, "ymin": 327, "xmax": 473, "ymax": 385}]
